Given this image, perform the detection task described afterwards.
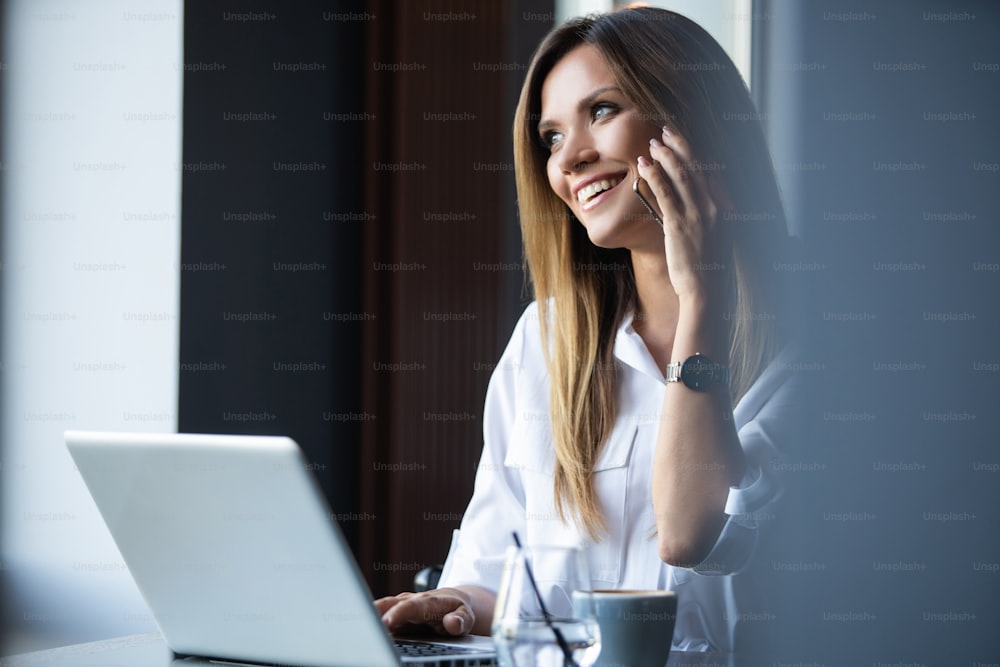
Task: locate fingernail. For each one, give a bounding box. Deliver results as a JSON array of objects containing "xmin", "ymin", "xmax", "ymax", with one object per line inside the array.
[
  {"xmin": 637, "ymin": 155, "xmax": 650, "ymax": 166},
  {"xmin": 649, "ymin": 137, "xmax": 663, "ymax": 148},
  {"xmin": 662, "ymin": 126, "xmax": 673, "ymax": 137}
]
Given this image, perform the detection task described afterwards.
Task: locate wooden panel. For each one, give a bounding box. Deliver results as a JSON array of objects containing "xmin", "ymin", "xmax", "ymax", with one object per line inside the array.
[{"xmin": 361, "ymin": 0, "xmax": 553, "ymax": 596}]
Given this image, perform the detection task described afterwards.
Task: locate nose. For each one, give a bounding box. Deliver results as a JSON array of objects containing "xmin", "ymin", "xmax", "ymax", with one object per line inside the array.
[{"xmin": 556, "ymin": 130, "xmax": 598, "ymax": 174}]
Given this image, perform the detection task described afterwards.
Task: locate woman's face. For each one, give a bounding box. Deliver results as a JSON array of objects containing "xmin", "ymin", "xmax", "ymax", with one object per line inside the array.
[{"xmin": 539, "ymin": 44, "xmax": 663, "ymax": 251}]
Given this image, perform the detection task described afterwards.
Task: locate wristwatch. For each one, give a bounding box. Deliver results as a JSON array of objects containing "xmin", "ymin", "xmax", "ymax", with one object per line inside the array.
[{"xmin": 666, "ymin": 353, "xmax": 730, "ymax": 391}]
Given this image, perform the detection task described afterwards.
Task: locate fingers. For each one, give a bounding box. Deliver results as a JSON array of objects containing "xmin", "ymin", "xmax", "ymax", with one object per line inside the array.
[
  {"xmin": 374, "ymin": 592, "xmax": 413, "ymax": 616},
  {"xmin": 377, "ymin": 591, "xmax": 473, "ymax": 637},
  {"xmin": 638, "ymin": 126, "xmax": 716, "ymax": 228},
  {"xmin": 441, "ymin": 609, "xmax": 472, "ymax": 636},
  {"xmin": 638, "ymin": 128, "xmax": 730, "ymax": 300}
]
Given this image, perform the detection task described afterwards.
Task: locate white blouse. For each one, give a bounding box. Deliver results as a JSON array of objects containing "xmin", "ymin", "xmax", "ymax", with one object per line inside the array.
[{"xmin": 438, "ymin": 302, "xmax": 798, "ymax": 652}]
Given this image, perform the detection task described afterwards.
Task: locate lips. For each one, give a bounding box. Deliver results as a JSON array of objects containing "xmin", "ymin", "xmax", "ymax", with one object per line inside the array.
[{"xmin": 574, "ymin": 172, "xmax": 628, "ymax": 208}]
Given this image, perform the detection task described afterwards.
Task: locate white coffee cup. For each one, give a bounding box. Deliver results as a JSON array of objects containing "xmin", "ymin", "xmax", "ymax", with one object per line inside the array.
[{"xmin": 572, "ymin": 589, "xmax": 677, "ymax": 667}]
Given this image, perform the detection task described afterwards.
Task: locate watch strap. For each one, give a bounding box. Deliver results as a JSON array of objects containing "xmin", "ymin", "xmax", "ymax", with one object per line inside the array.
[{"xmin": 666, "ymin": 361, "xmax": 683, "ymax": 383}]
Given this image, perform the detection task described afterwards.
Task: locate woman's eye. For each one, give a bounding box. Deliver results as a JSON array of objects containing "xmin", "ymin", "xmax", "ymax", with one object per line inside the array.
[
  {"xmin": 593, "ymin": 103, "xmax": 617, "ymax": 121},
  {"xmin": 540, "ymin": 130, "xmax": 564, "ymax": 150}
]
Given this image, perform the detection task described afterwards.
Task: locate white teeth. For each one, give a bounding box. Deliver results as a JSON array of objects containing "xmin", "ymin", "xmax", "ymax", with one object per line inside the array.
[{"xmin": 577, "ymin": 177, "xmax": 620, "ymax": 204}]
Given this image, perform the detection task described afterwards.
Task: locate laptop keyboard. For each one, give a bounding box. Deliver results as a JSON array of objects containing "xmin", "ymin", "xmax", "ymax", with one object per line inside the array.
[
  {"xmin": 395, "ymin": 638, "xmax": 496, "ymax": 665},
  {"xmin": 395, "ymin": 639, "xmax": 491, "ymax": 657}
]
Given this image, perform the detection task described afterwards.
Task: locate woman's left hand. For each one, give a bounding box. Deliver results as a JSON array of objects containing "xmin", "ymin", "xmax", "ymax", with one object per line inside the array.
[{"xmin": 637, "ymin": 126, "xmax": 732, "ymax": 303}]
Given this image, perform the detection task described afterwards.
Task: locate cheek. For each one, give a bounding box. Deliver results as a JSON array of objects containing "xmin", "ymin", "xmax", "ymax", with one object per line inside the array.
[{"xmin": 546, "ymin": 159, "xmax": 570, "ymax": 204}]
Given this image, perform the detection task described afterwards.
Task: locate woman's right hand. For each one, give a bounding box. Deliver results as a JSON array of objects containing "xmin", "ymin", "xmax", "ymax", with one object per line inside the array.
[{"xmin": 375, "ymin": 587, "xmax": 477, "ymax": 636}]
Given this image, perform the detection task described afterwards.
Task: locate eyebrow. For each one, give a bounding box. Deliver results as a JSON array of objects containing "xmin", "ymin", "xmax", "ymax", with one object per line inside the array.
[{"xmin": 537, "ymin": 85, "xmax": 623, "ymax": 134}]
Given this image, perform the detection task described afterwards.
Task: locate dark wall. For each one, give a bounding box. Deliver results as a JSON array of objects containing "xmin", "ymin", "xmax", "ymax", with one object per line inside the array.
[
  {"xmin": 179, "ymin": 1, "xmax": 367, "ymax": 544},
  {"xmin": 179, "ymin": 0, "xmax": 551, "ymax": 596},
  {"xmin": 754, "ymin": 1, "xmax": 999, "ymax": 662}
]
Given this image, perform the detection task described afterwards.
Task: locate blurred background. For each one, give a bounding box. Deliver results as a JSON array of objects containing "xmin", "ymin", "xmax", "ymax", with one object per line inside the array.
[{"xmin": 1, "ymin": 0, "xmax": 997, "ymax": 663}]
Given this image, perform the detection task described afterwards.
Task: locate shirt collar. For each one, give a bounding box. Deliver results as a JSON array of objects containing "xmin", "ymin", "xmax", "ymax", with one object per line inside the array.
[{"xmin": 614, "ymin": 310, "xmax": 667, "ymax": 383}]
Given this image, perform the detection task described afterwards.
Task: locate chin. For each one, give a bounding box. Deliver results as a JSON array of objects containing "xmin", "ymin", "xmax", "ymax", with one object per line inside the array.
[
  {"xmin": 578, "ymin": 222, "xmax": 617, "ymax": 249},
  {"xmin": 585, "ymin": 232, "xmax": 624, "ymax": 250},
  {"xmin": 575, "ymin": 210, "xmax": 615, "ymax": 244},
  {"xmin": 577, "ymin": 201, "xmax": 651, "ymax": 251},
  {"xmin": 579, "ymin": 214, "xmax": 640, "ymax": 251}
]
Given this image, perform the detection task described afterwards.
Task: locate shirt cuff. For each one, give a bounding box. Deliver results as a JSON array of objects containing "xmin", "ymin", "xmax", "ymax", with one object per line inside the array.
[
  {"xmin": 436, "ymin": 529, "xmax": 462, "ymax": 589},
  {"xmin": 690, "ymin": 462, "xmax": 776, "ymax": 576},
  {"xmin": 724, "ymin": 460, "xmax": 775, "ymax": 524},
  {"xmin": 437, "ymin": 528, "xmax": 505, "ymax": 594}
]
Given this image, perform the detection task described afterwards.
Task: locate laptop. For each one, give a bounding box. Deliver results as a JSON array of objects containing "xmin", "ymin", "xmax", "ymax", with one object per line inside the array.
[{"xmin": 65, "ymin": 430, "xmax": 496, "ymax": 666}]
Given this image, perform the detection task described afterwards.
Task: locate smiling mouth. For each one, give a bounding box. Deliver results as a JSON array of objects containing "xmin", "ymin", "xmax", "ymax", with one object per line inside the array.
[{"xmin": 576, "ymin": 176, "xmax": 625, "ymax": 205}]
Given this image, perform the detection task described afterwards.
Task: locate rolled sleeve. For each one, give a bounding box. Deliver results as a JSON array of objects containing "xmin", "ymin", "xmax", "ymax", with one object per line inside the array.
[{"xmin": 690, "ymin": 349, "xmax": 800, "ymax": 576}]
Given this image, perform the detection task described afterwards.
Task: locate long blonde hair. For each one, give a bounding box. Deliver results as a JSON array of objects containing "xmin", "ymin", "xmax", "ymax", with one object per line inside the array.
[{"xmin": 513, "ymin": 7, "xmax": 794, "ymax": 539}]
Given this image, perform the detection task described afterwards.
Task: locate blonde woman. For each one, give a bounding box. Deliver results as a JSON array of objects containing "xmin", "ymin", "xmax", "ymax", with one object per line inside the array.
[{"xmin": 377, "ymin": 6, "xmax": 800, "ymax": 652}]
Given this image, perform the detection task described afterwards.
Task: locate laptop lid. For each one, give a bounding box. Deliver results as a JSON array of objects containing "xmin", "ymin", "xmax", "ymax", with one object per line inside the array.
[{"xmin": 65, "ymin": 431, "xmax": 494, "ymax": 667}]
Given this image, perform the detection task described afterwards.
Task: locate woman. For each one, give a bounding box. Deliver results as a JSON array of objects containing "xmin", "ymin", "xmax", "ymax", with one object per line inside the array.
[{"xmin": 376, "ymin": 6, "xmax": 799, "ymax": 652}]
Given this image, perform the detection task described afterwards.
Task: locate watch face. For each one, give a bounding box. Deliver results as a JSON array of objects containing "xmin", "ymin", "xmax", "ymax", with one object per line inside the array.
[{"xmin": 681, "ymin": 354, "xmax": 717, "ymax": 391}]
